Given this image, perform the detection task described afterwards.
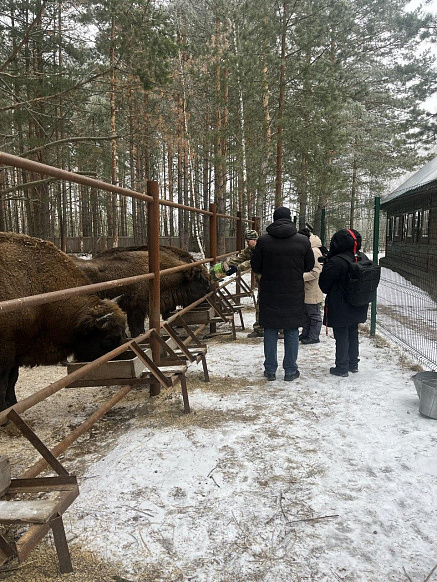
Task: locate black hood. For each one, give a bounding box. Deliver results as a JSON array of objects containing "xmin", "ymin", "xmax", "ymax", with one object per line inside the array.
[
  {"xmin": 328, "ymin": 228, "xmax": 362, "ymax": 257},
  {"xmin": 266, "ymin": 218, "xmax": 297, "ymax": 239}
]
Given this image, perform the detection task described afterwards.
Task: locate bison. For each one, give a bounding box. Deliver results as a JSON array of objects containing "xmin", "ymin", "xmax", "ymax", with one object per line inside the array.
[
  {"xmin": 0, "ymin": 232, "xmax": 127, "ymax": 413},
  {"xmin": 94, "ymin": 244, "xmax": 196, "ymax": 264},
  {"xmin": 72, "ymin": 247, "xmax": 210, "ymax": 337}
]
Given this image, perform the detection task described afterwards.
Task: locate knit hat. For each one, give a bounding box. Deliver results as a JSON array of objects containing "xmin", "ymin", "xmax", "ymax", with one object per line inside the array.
[
  {"xmin": 244, "ymin": 229, "xmax": 258, "ymax": 240},
  {"xmin": 273, "ymin": 206, "xmax": 291, "ymax": 221}
]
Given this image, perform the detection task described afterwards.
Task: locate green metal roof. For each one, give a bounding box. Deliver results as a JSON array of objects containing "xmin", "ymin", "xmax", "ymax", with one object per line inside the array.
[{"xmin": 381, "ymin": 156, "xmax": 437, "ymax": 206}]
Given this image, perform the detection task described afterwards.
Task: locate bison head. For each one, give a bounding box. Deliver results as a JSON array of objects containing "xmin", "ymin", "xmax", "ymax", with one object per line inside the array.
[
  {"xmin": 182, "ymin": 265, "xmax": 211, "ymax": 306},
  {"xmin": 72, "ymin": 299, "xmax": 127, "ymax": 362}
]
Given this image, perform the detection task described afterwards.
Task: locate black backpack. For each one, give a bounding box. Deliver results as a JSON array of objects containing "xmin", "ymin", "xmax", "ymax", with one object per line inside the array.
[{"xmin": 338, "ymin": 252, "xmax": 381, "ymax": 306}]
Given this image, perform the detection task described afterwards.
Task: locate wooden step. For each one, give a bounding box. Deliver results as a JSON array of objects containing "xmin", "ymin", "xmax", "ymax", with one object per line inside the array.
[{"xmin": 0, "ymin": 500, "xmax": 59, "ymax": 524}]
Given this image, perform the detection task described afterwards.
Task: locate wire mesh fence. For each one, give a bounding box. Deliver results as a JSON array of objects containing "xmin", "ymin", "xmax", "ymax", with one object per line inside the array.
[{"xmin": 376, "ymin": 268, "xmax": 437, "ymax": 371}]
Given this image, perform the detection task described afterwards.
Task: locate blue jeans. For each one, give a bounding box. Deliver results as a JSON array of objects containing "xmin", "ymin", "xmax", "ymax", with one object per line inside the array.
[{"xmin": 264, "ymin": 328, "xmax": 299, "ymax": 375}]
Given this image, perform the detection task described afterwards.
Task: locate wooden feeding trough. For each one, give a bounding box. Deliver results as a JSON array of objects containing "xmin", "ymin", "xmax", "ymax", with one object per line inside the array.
[
  {"xmin": 66, "ymin": 338, "xmax": 191, "ymax": 413},
  {"xmin": 176, "ymin": 302, "xmax": 215, "ymax": 325},
  {"xmin": 66, "ymin": 345, "xmax": 152, "ymax": 381}
]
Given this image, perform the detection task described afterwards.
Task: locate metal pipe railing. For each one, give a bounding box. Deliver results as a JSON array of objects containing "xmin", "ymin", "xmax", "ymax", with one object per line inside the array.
[{"xmin": 0, "ymin": 330, "xmax": 153, "ymax": 425}]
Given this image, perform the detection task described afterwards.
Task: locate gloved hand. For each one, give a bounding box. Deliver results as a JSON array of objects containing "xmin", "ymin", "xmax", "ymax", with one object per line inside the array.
[
  {"xmin": 224, "ymin": 264, "xmax": 238, "ymax": 276},
  {"xmin": 210, "ymin": 262, "xmax": 227, "ymax": 281}
]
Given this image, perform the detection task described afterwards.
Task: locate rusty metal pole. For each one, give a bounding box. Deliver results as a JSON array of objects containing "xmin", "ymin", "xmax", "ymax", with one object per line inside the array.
[
  {"xmin": 235, "ymin": 211, "xmax": 243, "ymax": 305},
  {"xmin": 147, "ymin": 180, "xmax": 161, "ymax": 396},
  {"xmin": 251, "ymin": 215, "xmax": 260, "ymax": 289},
  {"xmin": 209, "ymin": 203, "xmax": 218, "ymax": 334}
]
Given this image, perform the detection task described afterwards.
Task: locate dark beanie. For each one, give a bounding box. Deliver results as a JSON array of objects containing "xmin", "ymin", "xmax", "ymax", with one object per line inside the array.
[{"xmin": 273, "ymin": 206, "xmax": 291, "ymax": 221}]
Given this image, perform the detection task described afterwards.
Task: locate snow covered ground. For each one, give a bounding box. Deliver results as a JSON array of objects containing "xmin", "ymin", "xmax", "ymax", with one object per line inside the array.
[
  {"xmin": 69, "ymin": 294, "xmax": 437, "ymax": 581},
  {"xmin": 2, "ymin": 276, "xmax": 437, "ymax": 582}
]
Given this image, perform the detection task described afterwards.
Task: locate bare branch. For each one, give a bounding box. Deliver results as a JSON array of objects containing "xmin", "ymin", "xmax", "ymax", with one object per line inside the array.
[
  {"xmin": 0, "ymin": 177, "xmax": 55, "ymax": 196},
  {"xmin": 0, "ymin": 0, "xmax": 49, "ymax": 73},
  {"xmin": 21, "ymin": 135, "xmax": 122, "ymax": 157},
  {"xmin": 0, "ymin": 69, "xmax": 112, "ymax": 113}
]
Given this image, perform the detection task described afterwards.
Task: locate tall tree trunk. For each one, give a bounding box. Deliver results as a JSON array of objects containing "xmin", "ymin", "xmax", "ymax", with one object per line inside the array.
[
  {"xmin": 258, "ymin": 60, "xmax": 272, "ymax": 219},
  {"xmin": 215, "ymin": 19, "xmax": 229, "ymax": 254},
  {"xmin": 177, "ymin": 92, "xmax": 185, "ymax": 248},
  {"xmin": 109, "ymin": 14, "xmax": 118, "ymax": 247},
  {"xmin": 56, "ymin": 0, "xmax": 67, "ymax": 251},
  {"xmin": 128, "ymin": 87, "xmax": 138, "ymax": 242},
  {"xmin": 350, "ymin": 151, "xmax": 358, "ymax": 229},
  {"xmin": 275, "ymin": 2, "xmax": 287, "ymax": 208},
  {"xmin": 203, "ymin": 112, "xmax": 210, "ymax": 253},
  {"xmin": 298, "ymin": 151, "xmax": 309, "ymax": 230},
  {"xmin": 232, "ymin": 23, "xmax": 248, "ymax": 219},
  {"xmin": 167, "ymin": 142, "xmax": 174, "ymax": 238}
]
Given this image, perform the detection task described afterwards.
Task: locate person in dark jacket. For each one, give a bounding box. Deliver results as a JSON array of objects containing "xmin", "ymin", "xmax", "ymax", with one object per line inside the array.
[
  {"xmin": 251, "ymin": 207, "xmax": 315, "ymax": 381},
  {"xmin": 318, "ymin": 228, "xmax": 369, "ymax": 377}
]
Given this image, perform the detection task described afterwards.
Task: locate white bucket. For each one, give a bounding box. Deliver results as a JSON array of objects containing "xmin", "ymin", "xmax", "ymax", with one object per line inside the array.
[{"xmin": 412, "ymin": 372, "xmax": 437, "ymax": 419}]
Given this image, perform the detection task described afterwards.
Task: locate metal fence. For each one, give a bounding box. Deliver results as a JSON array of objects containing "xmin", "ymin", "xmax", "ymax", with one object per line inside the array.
[{"xmin": 376, "ymin": 264, "xmax": 437, "ymax": 371}]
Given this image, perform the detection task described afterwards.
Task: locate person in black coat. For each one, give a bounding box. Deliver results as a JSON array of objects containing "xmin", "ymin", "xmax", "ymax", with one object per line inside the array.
[
  {"xmin": 318, "ymin": 228, "xmax": 369, "ymax": 377},
  {"xmin": 251, "ymin": 207, "xmax": 315, "ymax": 382}
]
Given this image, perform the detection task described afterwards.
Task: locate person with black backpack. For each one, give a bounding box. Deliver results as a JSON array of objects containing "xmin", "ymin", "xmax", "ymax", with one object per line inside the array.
[{"xmin": 318, "ymin": 228, "xmax": 380, "ymax": 377}]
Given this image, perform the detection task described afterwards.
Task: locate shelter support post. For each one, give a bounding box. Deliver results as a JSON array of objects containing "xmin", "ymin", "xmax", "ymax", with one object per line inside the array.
[
  {"xmin": 209, "ymin": 203, "xmax": 218, "ymax": 334},
  {"xmin": 147, "ymin": 180, "xmax": 161, "ymax": 395},
  {"xmin": 370, "ymin": 196, "xmax": 380, "ymax": 337}
]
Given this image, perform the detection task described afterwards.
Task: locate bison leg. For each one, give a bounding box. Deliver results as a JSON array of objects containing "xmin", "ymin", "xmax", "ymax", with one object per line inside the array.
[
  {"xmin": 5, "ymin": 366, "xmax": 19, "ymax": 408},
  {"xmin": 0, "ymin": 366, "xmax": 18, "ymax": 413}
]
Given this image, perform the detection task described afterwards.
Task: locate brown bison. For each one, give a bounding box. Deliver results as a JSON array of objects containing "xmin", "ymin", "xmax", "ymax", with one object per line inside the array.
[
  {"xmin": 0, "ymin": 232, "xmax": 127, "ymax": 413},
  {"xmin": 94, "ymin": 244, "xmax": 196, "ymax": 264},
  {"xmin": 72, "ymin": 247, "xmax": 210, "ymax": 337}
]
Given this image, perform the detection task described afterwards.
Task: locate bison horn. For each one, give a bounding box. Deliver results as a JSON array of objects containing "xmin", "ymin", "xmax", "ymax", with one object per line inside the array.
[
  {"xmin": 112, "ymin": 295, "xmax": 124, "ymax": 305},
  {"xmin": 96, "ymin": 313, "xmax": 113, "ymax": 328}
]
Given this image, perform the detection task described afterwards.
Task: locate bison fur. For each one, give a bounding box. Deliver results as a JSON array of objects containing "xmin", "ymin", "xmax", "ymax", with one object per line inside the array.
[
  {"xmin": 72, "ymin": 248, "xmax": 210, "ymax": 337},
  {"xmin": 0, "ymin": 232, "xmax": 127, "ymax": 413}
]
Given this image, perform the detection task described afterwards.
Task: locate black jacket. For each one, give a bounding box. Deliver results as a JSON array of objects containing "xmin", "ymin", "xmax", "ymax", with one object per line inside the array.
[
  {"xmin": 318, "ymin": 229, "xmax": 369, "ymax": 328},
  {"xmin": 250, "ymin": 218, "xmax": 314, "ymax": 329}
]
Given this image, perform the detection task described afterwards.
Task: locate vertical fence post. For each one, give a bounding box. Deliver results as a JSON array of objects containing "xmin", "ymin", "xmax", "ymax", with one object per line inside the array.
[
  {"xmin": 370, "ymin": 196, "xmax": 380, "ymax": 337},
  {"xmin": 147, "ymin": 180, "xmax": 161, "ymax": 396},
  {"xmin": 235, "ymin": 211, "xmax": 243, "ymax": 305},
  {"xmin": 209, "ymin": 203, "xmax": 218, "ymax": 334},
  {"xmin": 320, "ymin": 208, "xmax": 326, "ymax": 246},
  {"xmin": 251, "ymin": 216, "xmax": 260, "ymax": 289}
]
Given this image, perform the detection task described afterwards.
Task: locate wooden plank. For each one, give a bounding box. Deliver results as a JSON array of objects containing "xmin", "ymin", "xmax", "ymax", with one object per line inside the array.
[
  {"xmin": 15, "ymin": 487, "xmax": 78, "ymax": 563},
  {"xmin": 182, "ymin": 307, "xmax": 215, "ymax": 324},
  {"xmin": 142, "ymin": 365, "xmax": 187, "ymax": 375},
  {"xmin": 0, "ymin": 457, "xmax": 11, "ymax": 498},
  {"xmin": 8, "ymin": 476, "xmax": 77, "ymax": 494},
  {"xmin": 0, "ymin": 500, "xmax": 59, "ymax": 523},
  {"xmin": 66, "ymin": 347, "xmax": 152, "ymax": 380}
]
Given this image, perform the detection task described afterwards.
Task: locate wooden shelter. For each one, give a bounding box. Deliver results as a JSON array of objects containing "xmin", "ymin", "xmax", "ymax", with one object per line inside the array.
[{"xmin": 380, "ymin": 157, "xmax": 437, "ymax": 293}]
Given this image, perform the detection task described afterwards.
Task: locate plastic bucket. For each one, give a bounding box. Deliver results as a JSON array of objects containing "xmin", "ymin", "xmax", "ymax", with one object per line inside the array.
[{"xmin": 412, "ymin": 372, "xmax": 437, "ymax": 419}]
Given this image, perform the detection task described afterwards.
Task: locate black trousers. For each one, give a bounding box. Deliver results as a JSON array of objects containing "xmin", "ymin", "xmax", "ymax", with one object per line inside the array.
[
  {"xmin": 333, "ymin": 323, "xmax": 359, "ymax": 372},
  {"xmin": 302, "ymin": 303, "xmax": 322, "ymax": 340}
]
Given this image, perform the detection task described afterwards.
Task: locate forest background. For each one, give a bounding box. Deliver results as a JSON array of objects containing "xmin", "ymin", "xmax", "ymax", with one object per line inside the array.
[{"xmin": 0, "ymin": 0, "xmax": 436, "ymax": 255}]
